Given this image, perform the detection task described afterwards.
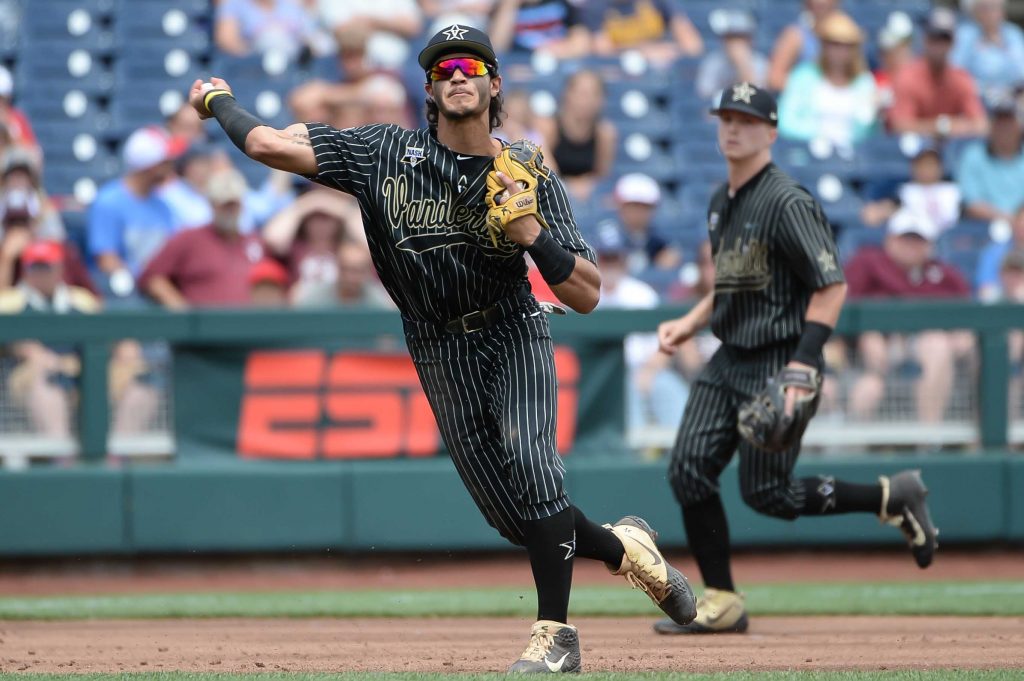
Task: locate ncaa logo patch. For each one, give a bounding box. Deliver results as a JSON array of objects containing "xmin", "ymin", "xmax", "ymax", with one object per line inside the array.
[
  {"xmin": 401, "ymin": 145, "xmax": 426, "ymax": 168},
  {"xmin": 708, "ymin": 212, "xmax": 720, "ymax": 231}
]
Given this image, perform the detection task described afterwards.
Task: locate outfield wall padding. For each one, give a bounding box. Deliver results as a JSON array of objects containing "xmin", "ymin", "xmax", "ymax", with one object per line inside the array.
[{"xmin": 1, "ymin": 454, "xmax": 1019, "ymax": 556}]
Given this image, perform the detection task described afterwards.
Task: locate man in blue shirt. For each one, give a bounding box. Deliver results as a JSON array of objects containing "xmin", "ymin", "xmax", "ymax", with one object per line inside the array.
[
  {"xmin": 976, "ymin": 203, "xmax": 1024, "ymax": 300},
  {"xmin": 87, "ymin": 126, "xmax": 179, "ymax": 298},
  {"xmin": 956, "ymin": 93, "xmax": 1024, "ymax": 222}
]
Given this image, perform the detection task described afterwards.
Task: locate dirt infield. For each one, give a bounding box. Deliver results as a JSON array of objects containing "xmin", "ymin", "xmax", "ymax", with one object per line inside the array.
[
  {"xmin": 1, "ymin": 549, "xmax": 1021, "ymax": 595},
  {"xmin": 2, "ymin": 616, "xmax": 1023, "ymax": 673}
]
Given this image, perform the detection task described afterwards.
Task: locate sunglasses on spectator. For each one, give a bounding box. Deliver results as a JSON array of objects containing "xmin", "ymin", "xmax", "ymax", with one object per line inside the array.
[{"xmin": 429, "ymin": 58, "xmax": 491, "ymax": 81}]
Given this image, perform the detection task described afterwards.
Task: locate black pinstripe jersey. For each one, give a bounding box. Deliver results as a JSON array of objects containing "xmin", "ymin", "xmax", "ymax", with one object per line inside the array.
[
  {"xmin": 303, "ymin": 122, "xmax": 595, "ymax": 324},
  {"xmin": 706, "ymin": 163, "xmax": 845, "ymax": 349}
]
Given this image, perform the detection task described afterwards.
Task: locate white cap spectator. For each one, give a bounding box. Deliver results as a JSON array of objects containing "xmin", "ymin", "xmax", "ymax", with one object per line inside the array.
[
  {"xmin": 122, "ymin": 127, "xmax": 181, "ymax": 173},
  {"xmin": 615, "ymin": 173, "xmax": 661, "ymax": 205},
  {"xmin": 888, "ymin": 207, "xmax": 940, "ymax": 242}
]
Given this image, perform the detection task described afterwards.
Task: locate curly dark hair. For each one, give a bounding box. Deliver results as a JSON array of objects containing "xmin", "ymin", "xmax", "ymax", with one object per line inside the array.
[{"xmin": 425, "ymin": 70, "xmax": 505, "ymax": 133}]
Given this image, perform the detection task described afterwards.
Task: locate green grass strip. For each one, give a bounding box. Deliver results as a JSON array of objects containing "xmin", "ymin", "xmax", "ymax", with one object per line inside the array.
[
  {"xmin": 0, "ymin": 581, "xmax": 1021, "ymax": 620},
  {"xmin": 0, "ymin": 671, "xmax": 1021, "ymax": 681}
]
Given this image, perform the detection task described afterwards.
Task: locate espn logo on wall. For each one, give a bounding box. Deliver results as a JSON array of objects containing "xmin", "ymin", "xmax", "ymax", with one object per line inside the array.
[{"xmin": 237, "ymin": 350, "xmax": 580, "ymax": 460}]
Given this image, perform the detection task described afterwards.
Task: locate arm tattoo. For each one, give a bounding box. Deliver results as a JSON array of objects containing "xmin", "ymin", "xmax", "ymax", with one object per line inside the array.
[{"xmin": 290, "ymin": 132, "xmax": 311, "ymax": 147}]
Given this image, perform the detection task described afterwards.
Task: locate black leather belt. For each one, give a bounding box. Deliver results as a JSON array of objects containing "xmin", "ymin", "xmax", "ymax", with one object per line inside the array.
[{"xmin": 444, "ymin": 305, "xmax": 504, "ymax": 334}]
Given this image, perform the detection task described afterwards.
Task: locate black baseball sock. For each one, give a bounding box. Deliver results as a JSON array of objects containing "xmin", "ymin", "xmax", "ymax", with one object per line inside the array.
[
  {"xmin": 522, "ymin": 506, "xmax": 575, "ymax": 624},
  {"xmin": 682, "ymin": 495, "xmax": 735, "ymax": 592},
  {"xmin": 570, "ymin": 505, "xmax": 626, "ymax": 567},
  {"xmin": 798, "ymin": 476, "xmax": 883, "ymax": 515}
]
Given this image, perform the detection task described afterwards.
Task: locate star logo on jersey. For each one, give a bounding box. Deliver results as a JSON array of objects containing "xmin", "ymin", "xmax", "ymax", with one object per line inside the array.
[
  {"xmin": 817, "ymin": 249, "xmax": 837, "ymax": 273},
  {"xmin": 443, "ymin": 24, "xmax": 468, "ymax": 41},
  {"xmin": 401, "ymin": 144, "xmax": 426, "ymax": 168},
  {"xmin": 732, "ymin": 82, "xmax": 756, "ymax": 104}
]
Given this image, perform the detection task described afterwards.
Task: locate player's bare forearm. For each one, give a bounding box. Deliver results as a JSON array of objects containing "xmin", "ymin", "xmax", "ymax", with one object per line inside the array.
[
  {"xmin": 805, "ymin": 281, "xmax": 847, "ymax": 328},
  {"xmin": 246, "ymin": 125, "xmax": 318, "ymax": 176},
  {"xmin": 549, "ymin": 256, "xmax": 600, "ymax": 314},
  {"xmin": 189, "ymin": 79, "xmax": 316, "ymax": 176}
]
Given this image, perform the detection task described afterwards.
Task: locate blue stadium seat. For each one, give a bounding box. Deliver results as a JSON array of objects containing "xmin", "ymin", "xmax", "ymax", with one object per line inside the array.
[
  {"xmin": 15, "ymin": 42, "xmax": 115, "ymax": 87},
  {"xmin": 114, "ymin": 46, "xmax": 207, "ymax": 89},
  {"xmin": 936, "ymin": 220, "xmax": 994, "ymax": 259},
  {"xmin": 21, "ymin": 0, "xmax": 116, "ymax": 41}
]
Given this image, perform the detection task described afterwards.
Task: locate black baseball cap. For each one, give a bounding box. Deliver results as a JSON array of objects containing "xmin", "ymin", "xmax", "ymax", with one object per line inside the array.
[
  {"xmin": 710, "ymin": 82, "xmax": 778, "ymax": 126},
  {"xmin": 418, "ymin": 24, "xmax": 498, "ymax": 71}
]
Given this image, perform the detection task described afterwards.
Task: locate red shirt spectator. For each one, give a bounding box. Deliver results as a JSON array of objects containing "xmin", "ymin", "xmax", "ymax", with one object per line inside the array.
[
  {"xmin": 845, "ymin": 209, "xmax": 970, "ymax": 299},
  {"xmin": 888, "ymin": 8, "xmax": 987, "ymax": 137},
  {"xmin": 140, "ymin": 170, "xmax": 265, "ymax": 308}
]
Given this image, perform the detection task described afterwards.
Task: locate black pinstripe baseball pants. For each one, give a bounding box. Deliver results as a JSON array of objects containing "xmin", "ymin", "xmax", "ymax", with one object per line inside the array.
[
  {"xmin": 668, "ymin": 341, "xmax": 818, "ymax": 520},
  {"xmin": 404, "ymin": 294, "xmax": 569, "ymax": 547}
]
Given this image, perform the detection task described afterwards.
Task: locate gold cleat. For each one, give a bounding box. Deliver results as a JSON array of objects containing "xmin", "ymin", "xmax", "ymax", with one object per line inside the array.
[{"xmin": 605, "ymin": 516, "xmax": 697, "ymax": 625}]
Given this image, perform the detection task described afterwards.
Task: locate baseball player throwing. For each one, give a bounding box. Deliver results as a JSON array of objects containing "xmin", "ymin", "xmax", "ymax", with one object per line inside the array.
[
  {"xmin": 653, "ymin": 83, "xmax": 938, "ymax": 635},
  {"xmin": 190, "ymin": 24, "xmax": 695, "ymax": 673}
]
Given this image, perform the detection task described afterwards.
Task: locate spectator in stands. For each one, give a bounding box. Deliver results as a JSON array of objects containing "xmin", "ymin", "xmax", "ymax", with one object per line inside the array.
[
  {"xmin": 0, "ymin": 148, "xmax": 63, "ymax": 240},
  {"xmin": 158, "ymin": 143, "xmax": 220, "ymax": 232},
  {"xmin": 579, "ymin": 0, "xmax": 703, "ymax": 64},
  {"xmin": 248, "ymin": 257, "xmax": 290, "ymax": 307},
  {"xmin": 0, "ymin": 65, "xmax": 39, "ymax": 160},
  {"xmin": 88, "ymin": 127, "xmax": 179, "ymax": 299},
  {"xmin": 315, "ymin": 1, "xmax": 423, "ymax": 72},
  {"xmin": 956, "ymin": 91, "xmax": 1024, "ymax": 222},
  {"xmin": 420, "ymin": 0, "xmax": 496, "ymax": 32},
  {"xmin": 0, "ymin": 242, "xmax": 99, "ymax": 438},
  {"xmin": 496, "ymin": 90, "xmax": 546, "ymax": 147},
  {"xmin": 0, "ymin": 189, "xmax": 94, "ymax": 294},
  {"xmin": 214, "ymin": 0, "xmax": 320, "ymax": 60},
  {"xmin": 768, "ymin": 0, "xmax": 841, "ymax": 91},
  {"xmin": 140, "ymin": 169, "xmax": 266, "ymax": 309},
  {"xmin": 873, "ymin": 14, "xmax": 915, "ymax": 120},
  {"xmin": 951, "ymin": 0, "xmax": 1024, "ymax": 97},
  {"xmin": 161, "ymin": 143, "xmax": 296, "ymax": 235},
  {"xmin": 611, "ymin": 173, "xmax": 680, "ymax": 274},
  {"xmin": 845, "ymin": 208, "xmax": 973, "ymax": 425},
  {"xmin": 294, "ymin": 240, "xmax": 392, "ymax": 308},
  {"xmin": 696, "ymin": 9, "xmax": 769, "ymax": 102},
  {"xmin": 777, "ymin": 12, "xmax": 878, "ymax": 151},
  {"xmin": 537, "ymin": 69, "xmax": 616, "ymax": 201},
  {"xmin": 288, "ymin": 31, "xmax": 414, "ymax": 129},
  {"xmin": 589, "ymin": 221, "xmax": 687, "ymax": 434},
  {"xmin": 889, "ymin": 7, "xmax": 988, "ymax": 139},
  {"xmin": 490, "ymin": 0, "xmax": 590, "ymax": 57},
  {"xmin": 976, "ymin": 204, "xmax": 1024, "ymax": 301},
  {"xmin": 861, "ymin": 141, "xmax": 961, "ymax": 235},
  {"xmin": 0, "ymin": 242, "xmax": 158, "ymax": 441},
  {"xmin": 262, "ymin": 188, "xmax": 363, "ymax": 301}
]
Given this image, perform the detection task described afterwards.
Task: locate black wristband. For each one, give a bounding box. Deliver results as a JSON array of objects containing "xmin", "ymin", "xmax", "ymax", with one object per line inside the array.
[
  {"xmin": 207, "ymin": 93, "xmax": 265, "ymax": 153},
  {"xmin": 792, "ymin": 321, "xmax": 833, "ymax": 367},
  {"xmin": 527, "ymin": 229, "xmax": 576, "ymax": 286}
]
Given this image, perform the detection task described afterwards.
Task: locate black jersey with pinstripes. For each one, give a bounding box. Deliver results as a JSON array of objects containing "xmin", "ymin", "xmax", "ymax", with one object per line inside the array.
[
  {"xmin": 706, "ymin": 163, "xmax": 845, "ymax": 349},
  {"xmin": 303, "ymin": 122, "xmax": 595, "ymax": 325}
]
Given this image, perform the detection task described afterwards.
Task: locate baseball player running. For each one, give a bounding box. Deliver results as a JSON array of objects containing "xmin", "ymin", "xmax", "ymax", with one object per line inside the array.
[
  {"xmin": 190, "ymin": 24, "xmax": 695, "ymax": 673},
  {"xmin": 653, "ymin": 83, "xmax": 938, "ymax": 635}
]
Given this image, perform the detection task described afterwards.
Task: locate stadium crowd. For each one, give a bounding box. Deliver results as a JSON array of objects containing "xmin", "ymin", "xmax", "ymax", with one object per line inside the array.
[{"xmin": 0, "ymin": 0, "xmax": 1022, "ymax": 441}]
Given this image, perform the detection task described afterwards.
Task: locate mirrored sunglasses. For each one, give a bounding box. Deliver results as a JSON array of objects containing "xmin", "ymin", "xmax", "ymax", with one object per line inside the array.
[{"xmin": 429, "ymin": 57, "xmax": 490, "ymax": 81}]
